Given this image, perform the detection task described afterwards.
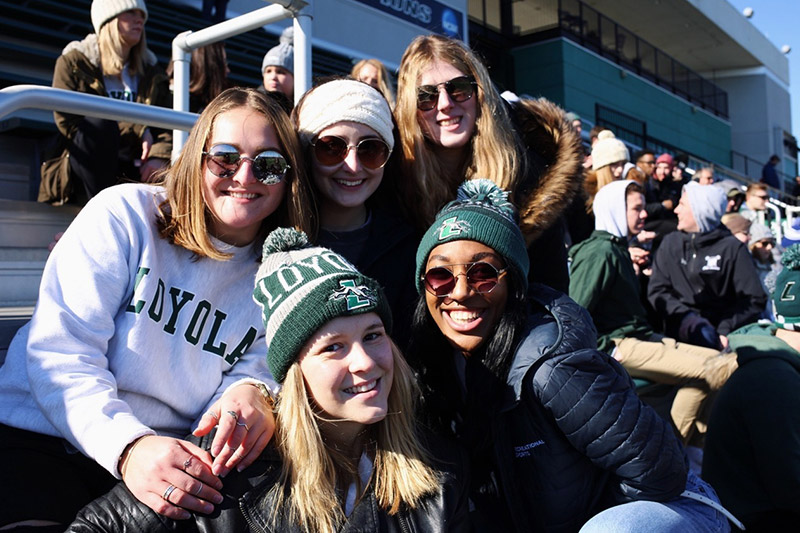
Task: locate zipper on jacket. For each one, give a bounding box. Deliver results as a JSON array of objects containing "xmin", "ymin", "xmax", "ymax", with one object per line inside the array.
[
  {"xmin": 398, "ymin": 509, "xmax": 415, "ymax": 533},
  {"xmin": 240, "ymin": 499, "xmax": 268, "ymax": 533}
]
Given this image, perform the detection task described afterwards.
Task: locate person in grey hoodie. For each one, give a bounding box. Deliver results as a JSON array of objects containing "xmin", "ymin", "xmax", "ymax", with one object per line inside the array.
[{"xmin": 648, "ymin": 182, "xmax": 767, "ymax": 350}]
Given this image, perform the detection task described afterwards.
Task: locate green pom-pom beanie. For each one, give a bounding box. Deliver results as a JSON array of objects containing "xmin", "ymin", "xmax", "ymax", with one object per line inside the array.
[
  {"xmin": 253, "ymin": 228, "xmax": 392, "ymax": 383},
  {"xmin": 773, "ymin": 243, "xmax": 800, "ymax": 330},
  {"xmin": 415, "ymin": 179, "xmax": 530, "ymax": 294}
]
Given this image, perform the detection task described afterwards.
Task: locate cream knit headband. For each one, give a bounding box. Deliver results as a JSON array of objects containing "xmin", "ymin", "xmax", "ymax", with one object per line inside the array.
[{"xmin": 296, "ymin": 79, "xmax": 394, "ymax": 150}]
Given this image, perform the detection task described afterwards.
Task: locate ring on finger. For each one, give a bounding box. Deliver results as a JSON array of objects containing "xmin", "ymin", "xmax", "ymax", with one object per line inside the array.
[
  {"xmin": 194, "ymin": 482, "xmax": 203, "ymax": 496},
  {"xmin": 183, "ymin": 457, "xmax": 192, "ymax": 470},
  {"xmin": 236, "ymin": 421, "xmax": 250, "ymax": 431},
  {"xmin": 226, "ymin": 410, "xmax": 238, "ymax": 421},
  {"xmin": 162, "ymin": 484, "xmax": 177, "ymax": 502},
  {"xmin": 206, "ymin": 410, "xmax": 219, "ymax": 420}
]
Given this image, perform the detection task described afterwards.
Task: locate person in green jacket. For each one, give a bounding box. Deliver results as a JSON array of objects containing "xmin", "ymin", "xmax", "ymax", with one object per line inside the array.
[
  {"xmin": 703, "ymin": 245, "xmax": 800, "ymax": 531},
  {"xmin": 569, "ymin": 180, "xmax": 737, "ymax": 455}
]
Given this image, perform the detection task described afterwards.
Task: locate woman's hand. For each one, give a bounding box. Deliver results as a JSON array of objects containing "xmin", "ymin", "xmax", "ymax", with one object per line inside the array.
[
  {"xmin": 193, "ymin": 383, "xmax": 275, "ymax": 477},
  {"xmin": 120, "ymin": 435, "xmax": 224, "ymax": 520}
]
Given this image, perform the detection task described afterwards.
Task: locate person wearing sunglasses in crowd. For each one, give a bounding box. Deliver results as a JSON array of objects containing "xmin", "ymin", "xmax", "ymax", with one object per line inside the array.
[
  {"xmin": 394, "ymin": 35, "xmax": 583, "ymax": 292},
  {"xmin": 292, "ymin": 78, "xmax": 419, "ymax": 343},
  {"xmin": 0, "ymin": 87, "xmax": 315, "ymax": 530},
  {"xmin": 68, "ymin": 228, "xmax": 469, "ymax": 532},
  {"xmin": 408, "ymin": 179, "xmax": 734, "ymax": 532}
]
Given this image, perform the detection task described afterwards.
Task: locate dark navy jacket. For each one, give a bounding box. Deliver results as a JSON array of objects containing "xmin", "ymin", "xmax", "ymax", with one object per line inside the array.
[{"xmin": 477, "ymin": 285, "xmax": 687, "ymax": 532}]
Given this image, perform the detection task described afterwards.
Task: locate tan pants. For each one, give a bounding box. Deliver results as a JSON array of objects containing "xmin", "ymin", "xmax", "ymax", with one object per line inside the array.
[{"xmin": 613, "ymin": 335, "xmax": 721, "ymax": 446}]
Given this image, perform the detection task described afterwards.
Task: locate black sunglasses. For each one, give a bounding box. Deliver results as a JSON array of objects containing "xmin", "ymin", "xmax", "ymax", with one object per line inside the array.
[
  {"xmin": 416, "ymin": 75, "xmax": 477, "ymax": 111},
  {"xmin": 311, "ymin": 135, "xmax": 392, "ymax": 170},
  {"xmin": 422, "ymin": 261, "xmax": 507, "ymax": 298},
  {"xmin": 203, "ymin": 144, "xmax": 290, "ymax": 185}
]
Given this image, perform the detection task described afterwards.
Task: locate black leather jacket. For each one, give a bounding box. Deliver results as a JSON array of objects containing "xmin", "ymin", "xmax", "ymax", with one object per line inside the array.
[{"xmin": 68, "ymin": 434, "xmax": 469, "ymax": 533}]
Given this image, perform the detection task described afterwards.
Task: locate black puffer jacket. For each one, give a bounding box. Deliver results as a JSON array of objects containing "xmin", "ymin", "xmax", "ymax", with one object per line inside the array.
[
  {"xmin": 648, "ymin": 225, "xmax": 767, "ymax": 336},
  {"xmin": 68, "ymin": 433, "xmax": 469, "ymax": 533},
  {"xmin": 424, "ymin": 285, "xmax": 688, "ymax": 532}
]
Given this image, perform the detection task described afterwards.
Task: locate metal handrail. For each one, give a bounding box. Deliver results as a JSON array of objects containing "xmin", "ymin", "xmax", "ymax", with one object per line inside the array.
[
  {"xmin": 171, "ymin": 0, "xmax": 310, "ymax": 159},
  {"xmin": 0, "ymin": 85, "xmax": 197, "ymax": 131}
]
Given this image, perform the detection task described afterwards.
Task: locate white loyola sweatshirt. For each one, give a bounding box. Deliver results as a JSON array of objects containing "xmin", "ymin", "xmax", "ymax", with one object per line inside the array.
[{"xmin": 0, "ymin": 184, "xmax": 273, "ymax": 477}]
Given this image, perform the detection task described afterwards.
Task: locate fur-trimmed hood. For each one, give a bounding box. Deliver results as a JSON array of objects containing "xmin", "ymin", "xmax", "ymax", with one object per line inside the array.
[
  {"xmin": 61, "ymin": 33, "xmax": 157, "ymax": 68},
  {"xmin": 508, "ymin": 98, "xmax": 584, "ymax": 245}
]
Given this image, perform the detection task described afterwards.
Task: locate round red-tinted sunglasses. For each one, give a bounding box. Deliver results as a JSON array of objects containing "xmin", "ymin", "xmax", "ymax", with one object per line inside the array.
[
  {"xmin": 311, "ymin": 135, "xmax": 392, "ymax": 170},
  {"xmin": 422, "ymin": 261, "xmax": 507, "ymax": 297}
]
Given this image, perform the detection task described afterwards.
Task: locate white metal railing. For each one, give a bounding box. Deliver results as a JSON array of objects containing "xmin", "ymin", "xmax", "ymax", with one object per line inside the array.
[
  {"xmin": 171, "ymin": 0, "xmax": 310, "ymax": 159},
  {"xmin": 0, "ymin": 85, "xmax": 197, "ymax": 132}
]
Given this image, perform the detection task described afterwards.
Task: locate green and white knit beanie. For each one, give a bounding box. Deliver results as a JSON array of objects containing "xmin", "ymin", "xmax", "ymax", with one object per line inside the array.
[
  {"xmin": 415, "ymin": 179, "xmax": 530, "ymax": 294},
  {"xmin": 253, "ymin": 228, "xmax": 392, "ymax": 383},
  {"xmin": 773, "ymin": 244, "xmax": 800, "ymax": 330}
]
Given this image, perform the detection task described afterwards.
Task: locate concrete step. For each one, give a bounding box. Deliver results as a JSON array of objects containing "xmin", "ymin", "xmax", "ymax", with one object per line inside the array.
[
  {"xmin": 0, "ymin": 248, "xmax": 48, "ymax": 306},
  {"xmin": 0, "ymin": 305, "xmax": 33, "ymax": 366},
  {"xmin": 0, "ymin": 198, "xmax": 79, "ymax": 248}
]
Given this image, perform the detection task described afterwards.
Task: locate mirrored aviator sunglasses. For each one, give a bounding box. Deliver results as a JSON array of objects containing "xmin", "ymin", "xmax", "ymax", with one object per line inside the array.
[
  {"xmin": 203, "ymin": 144, "xmax": 290, "ymax": 185},
  {"xmin": 311, "ymin": 135, "xmax": 392, "ymax": 170},
  {"xmin": 422, "ymin": 261, "xmax": 507, "ymax": 297},
  {"xmin": 416, "ymin": 75, "xmax": 478, "ymax": 111}
]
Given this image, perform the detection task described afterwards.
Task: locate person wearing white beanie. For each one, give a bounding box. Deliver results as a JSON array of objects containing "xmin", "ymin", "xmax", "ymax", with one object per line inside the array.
[
  {"xmin": 40, "ymin": 0, "xmax": 170, "ymax": 205},
  {"xmin": 260, "ymin": 27, "xmax": 294, "ymax": 101},
  {"xmin": 292, "ymin": 77, "xmax": 418, "ymax": 347},
  {"xmin": 583, "ymin": 129, "xmax": 630, "ymax": 214}
]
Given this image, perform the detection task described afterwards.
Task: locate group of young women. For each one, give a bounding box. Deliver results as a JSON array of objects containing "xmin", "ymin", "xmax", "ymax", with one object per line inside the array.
[{"xmin": 0, "ymin": 4, "xmax": 733, "ymax": 530}]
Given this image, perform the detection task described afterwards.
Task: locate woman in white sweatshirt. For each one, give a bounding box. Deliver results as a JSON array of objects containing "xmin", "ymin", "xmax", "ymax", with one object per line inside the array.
[{"xmin": 0, "ymin": 87, "xmax": 314, "ymax": 529}]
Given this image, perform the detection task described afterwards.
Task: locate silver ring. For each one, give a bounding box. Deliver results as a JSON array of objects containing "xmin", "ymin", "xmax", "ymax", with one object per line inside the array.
[
  {"xmin": 226, "ymin": 410, "xmax": 238, "ymax": 421},
  {"xmin": 183, "ymin": 457, "xmax": 192, "ymax": 470},
  {"xmin": 206, "ymin": 410, "xmax": 219, "ymax": 420},
  {"xmin": 236, "ymin": 421, "xmax": 250, "ymax": 431},
  {"xmin": 162, "ymin": 484, "xmax": 177, "ymax": 502},
  {"xmin": 193, "ymin": 482, "xmax": 203, "ymax": 496}
]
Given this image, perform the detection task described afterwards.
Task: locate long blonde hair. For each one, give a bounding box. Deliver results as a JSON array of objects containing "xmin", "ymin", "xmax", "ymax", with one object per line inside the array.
[
  {"xmin": 97, "ymin": 16, "xmax": 147, "ymax": 78},
  {"xmin": 272, "ymin": 342, "xmax": 439, "ymax": 533},
  {"xmin": 351, "ymin": 58, "xmax": 396, "ymax": 107},
  {"xmin": 583, "ymin": 165, "xmax": 617, "ymax": 213},
  {"xmin": 158, "ymin": 87, "xmax": 316, "ymax": 259},
  {"xmin": 395, "ymin": 35, "xmax": 526, "ymax": 228}
]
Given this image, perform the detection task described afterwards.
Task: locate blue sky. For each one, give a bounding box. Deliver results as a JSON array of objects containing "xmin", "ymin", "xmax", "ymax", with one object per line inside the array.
[{"xmin": 727, "ymin": 0, "xmax": 800, "ymax": 137}]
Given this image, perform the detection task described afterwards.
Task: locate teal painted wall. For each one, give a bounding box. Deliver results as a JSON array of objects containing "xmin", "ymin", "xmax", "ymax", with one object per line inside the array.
[{"xmin": 511, "ymin": 39, "xmax": 731, "ymax": 166}]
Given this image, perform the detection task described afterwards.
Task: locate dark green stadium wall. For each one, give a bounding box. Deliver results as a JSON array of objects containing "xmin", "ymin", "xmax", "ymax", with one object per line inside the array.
[{"xmin": 511, "ymin": 38, "xmax": 731, "ymax": 166}]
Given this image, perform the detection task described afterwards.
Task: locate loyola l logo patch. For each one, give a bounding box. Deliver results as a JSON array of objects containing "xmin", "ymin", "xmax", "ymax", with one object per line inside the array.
[
  {"xmin": 437, "ymin": 216, "xmax": 471, "ymax": 240},
  {"xmin": 329, "ymin": 279, "xmax": 375, "ymax": 310}
]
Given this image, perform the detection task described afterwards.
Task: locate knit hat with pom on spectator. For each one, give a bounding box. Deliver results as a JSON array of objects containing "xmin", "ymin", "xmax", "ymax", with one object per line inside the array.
[
  {"xmin": 262, "ymin": 27, "xmax": 294, "ymax": 74},
  {"xmin": 591, "ymin": 130, "xmax": 629, "ymax": 170}
]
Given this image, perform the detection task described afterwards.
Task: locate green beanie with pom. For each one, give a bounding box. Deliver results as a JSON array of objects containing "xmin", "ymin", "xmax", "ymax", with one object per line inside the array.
[
  {"xmin": 773, "ymin": 243, "xmax": 800, "ymax": 330},
  {"xmin": 415, "ymin": 179, "xmax": 530, "ymax": 294},
  {"xmin": 252, "ymin": 228, "xmax": 392, "ymax": 383}
]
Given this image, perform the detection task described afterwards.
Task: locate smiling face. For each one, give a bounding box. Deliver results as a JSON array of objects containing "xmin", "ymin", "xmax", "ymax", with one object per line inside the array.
[
  {"xmin": 416, "ymin": 60, "xmax": 478, "ymax": 156},
  {"xmin": 298, "ymin": 313, "xmax": 393, "ymax": 435},
  {"xmin": 262, "ymin": 65, "xmax": 294, "ymax": 99},
  {"xmin": 311, "ymin": 121, "xmax": 385, "ymax": 229},
  {"xmin": 116, "ymin": 9, "xmax": 144, "ymax": 48},
  {"xmin": 201, "ymin": 107, "xmax": 287, "ymax": 246},
  {"xmin": 424, "ymin": 240, "xmax": 508, "ymax": 356}
]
